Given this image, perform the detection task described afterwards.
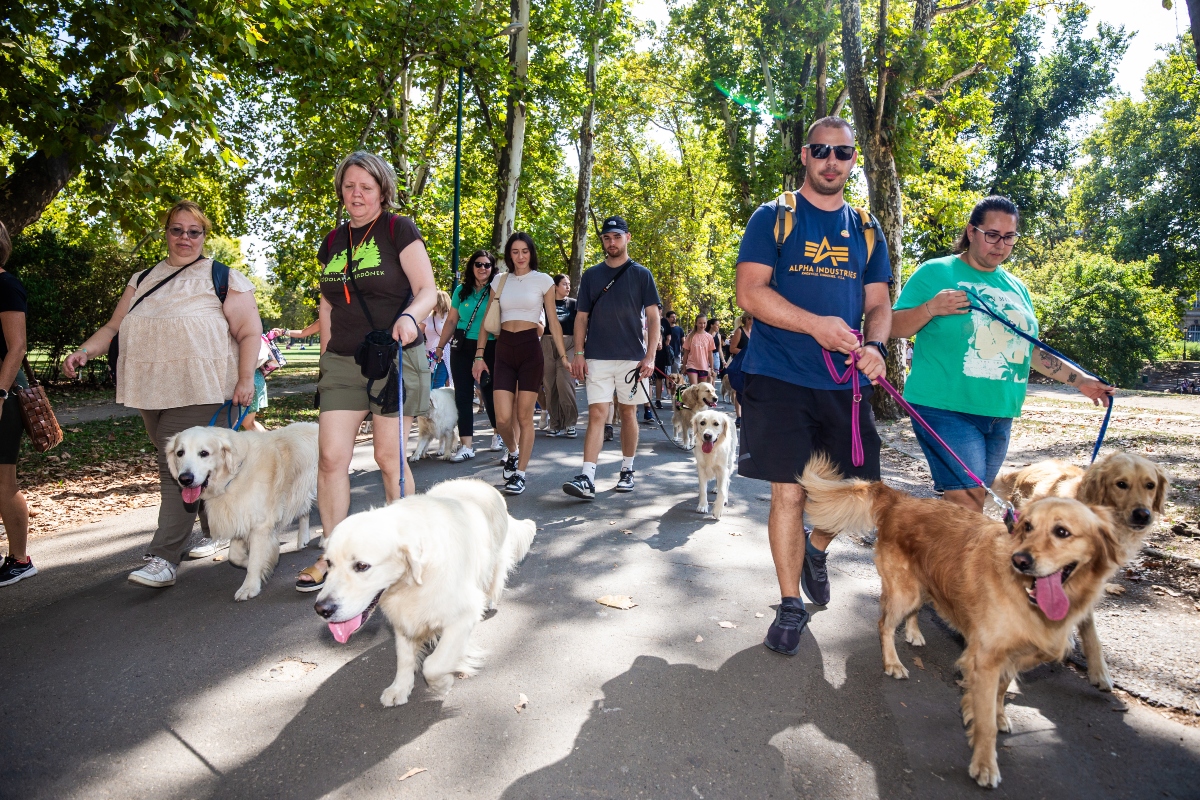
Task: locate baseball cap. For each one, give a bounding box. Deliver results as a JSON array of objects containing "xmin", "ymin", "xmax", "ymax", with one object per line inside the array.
[{"xmin": 600, "ymin": 216, "xmax": 629, "ymax": 235}]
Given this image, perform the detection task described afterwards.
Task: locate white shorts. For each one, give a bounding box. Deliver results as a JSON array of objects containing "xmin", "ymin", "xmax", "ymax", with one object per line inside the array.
[{"xmin": 585, "ymin": 359, "xmax": 649, "ymax": 406}]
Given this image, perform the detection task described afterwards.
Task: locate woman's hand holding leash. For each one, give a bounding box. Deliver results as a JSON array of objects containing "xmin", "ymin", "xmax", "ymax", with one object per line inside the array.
[
  {"xmin": 392, "ymin": 313, "xmax": 420, "ymax": 346},
  {"xmin": 233, "ymin": 375, "xmax": 255, "ymax": 407},
  {"xmin": 1079, "ymin": 377, "xmax": 1115, "ymax": 408},
  {"xmin": 63, "ymin": 350, "xmax": 88, "ymax": 379}
]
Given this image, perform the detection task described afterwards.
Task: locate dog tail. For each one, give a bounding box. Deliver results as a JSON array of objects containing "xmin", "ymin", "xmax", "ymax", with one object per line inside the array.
[
  {"xmin": 798, "ymin": 453, "xmax": 880, "ymax": 537},
  {"xmin": 506, "ymin": 516, "xmax": 537, "ymax": 565}
]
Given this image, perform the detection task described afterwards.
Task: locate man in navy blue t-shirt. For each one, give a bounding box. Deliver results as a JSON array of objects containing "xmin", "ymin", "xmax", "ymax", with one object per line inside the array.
[{"xmin": 735, "ymin": 116, "xmax": 893, "ymax": 656}]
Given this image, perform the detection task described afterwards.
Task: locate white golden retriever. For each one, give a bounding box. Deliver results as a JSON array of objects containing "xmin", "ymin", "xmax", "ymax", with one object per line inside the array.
[
  {"xmin": 673, "ymin": 382, "xmax": 718, "ymax": 447},
  {"xmin": 412, "ymin": 386, "xmax": 459, "ymax": 460},
  {"xmin": 692, "ymin": 409, "xmax": 737, "ymax": 519},
  {"xmin": 166, "ymin": 422, "xmax": 318, "ymax": 601},
  {"xmin": 314, "ymin": 478, "xmax": 537, "ymax": 706}
]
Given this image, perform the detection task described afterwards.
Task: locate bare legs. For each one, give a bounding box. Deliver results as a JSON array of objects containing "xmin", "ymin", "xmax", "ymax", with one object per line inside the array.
[{"xmin": 0, "ymin": 464, "xmax": 29, "ymax": 560}]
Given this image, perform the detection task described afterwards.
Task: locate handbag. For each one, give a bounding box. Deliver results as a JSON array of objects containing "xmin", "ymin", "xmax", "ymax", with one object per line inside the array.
[
  {"xmin": 258, "ymin": 332, "xmax": 286, "ymax": 376},
  {"xmin": 451, "ymin": 289, "xmax": 489, "ymax": 351},
  {"xmin": 16, "ymin": 358, "xmax": 62, "ymax": 453},
  {"xmin": 481, "ymin": 273, "xmax": 508, "ymax": 337}
]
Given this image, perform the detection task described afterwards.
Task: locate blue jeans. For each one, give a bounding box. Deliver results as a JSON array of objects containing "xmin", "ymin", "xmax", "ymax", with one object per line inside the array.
[
  {"xmin": 908, "ymin": 404, "xmax": 1013, "ymax": 492},
  {"xmin": 431, "ymin": 359, "xmax": 450, "ymax": 390}
]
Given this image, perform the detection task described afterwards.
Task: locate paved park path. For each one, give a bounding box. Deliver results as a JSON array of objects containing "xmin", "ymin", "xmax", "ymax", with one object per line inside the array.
[{"xmin": 2, "ymin": 402, "xmax": 1199, "ymax": 799}]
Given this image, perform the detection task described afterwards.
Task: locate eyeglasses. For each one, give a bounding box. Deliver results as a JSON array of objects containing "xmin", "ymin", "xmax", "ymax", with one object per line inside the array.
[
  {"xmin": 971, "ymin": 226, "xmax": 1020, "ymax": 246},
  {"xmin": 472, "ymin": 261, "xmax": 494, "ymax": 269},
  {"xmin": 167, "ymin": 226, "xmax": 205, "ymax": 240},
  {"xmin": 805, "ymin": 143, "xmax": 856, "ymax": 161}
]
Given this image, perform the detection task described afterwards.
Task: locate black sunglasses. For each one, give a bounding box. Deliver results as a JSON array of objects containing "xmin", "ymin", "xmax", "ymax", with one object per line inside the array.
[
  {"xmin": 805, "ymin": 143, "xmax": 856, "ymax": 161},
  {"xmin": 472, "ymin": 261, "xmax": 494, "ymax": 269}
]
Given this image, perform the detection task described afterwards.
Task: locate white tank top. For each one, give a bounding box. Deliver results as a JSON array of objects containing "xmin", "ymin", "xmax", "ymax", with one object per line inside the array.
[{"xmin": 493, "ymin": 270, "xmax": 554, "ymax": 324}]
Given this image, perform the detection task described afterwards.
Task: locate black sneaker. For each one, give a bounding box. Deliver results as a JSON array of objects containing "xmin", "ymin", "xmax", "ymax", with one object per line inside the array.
[
  {"xmin": 764, "ymin": 597, "xmax": 810, "ymax": 655},
  {"xmin": 614, "ymin": 469, "xmax": 635, "ymax": 492},
  {"xmin": 654, "ymin": 400, "xmax": 664, "ymax": 410},
  {"xmin": 0, "ymin": 555, "xmax": 37, "ymax": 587},
  {"xmin": 504, "ymin": 473, "xmax": 526, "ymax": 495},
  {"xmin": 801, "ymin": 533, "xmax": 831, "ymax": 605},
  {"xmin": 735, "ymin": 416, "xmax": 741, "ymax": 428},
  {"xmin": 562, "ymin": 474, "xmax": 596, "ymax": 500},
  {"xmin": 642, "ymin": 407, "xmax": 653, "ymax": 423},
  {"xmin": 502, "ymin": 454, "xmax": 519, "ymax": 481},
  {"xmin": 603, "ymin": 424, "xmax": 614, "ymax": 442}
]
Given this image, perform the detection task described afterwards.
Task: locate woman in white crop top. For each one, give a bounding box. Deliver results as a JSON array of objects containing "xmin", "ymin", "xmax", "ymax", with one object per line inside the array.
[{"xmin": 472, "ymin": 232, "xmax": 569, "ymax": 495}]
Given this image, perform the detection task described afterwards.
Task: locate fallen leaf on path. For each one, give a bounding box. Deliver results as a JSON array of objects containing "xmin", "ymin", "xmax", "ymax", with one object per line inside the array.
[
  {"xmin": 728, "ymin": 531, "xmax": 742, "ymax": 537},
  {"xmin": 913, "ymin": 656, "xmax": 925, "ymax": 671},
  {"xmin": 717, "ymin": 621, "xmax": 736, "ymax": 629},
  {"xmin": 67, "ymin": 428, "xmax": 82, "ymax": 433},
  {"xmin": 514, "ymin": 693, "xmax": 529, "ymax": 713},
  {"xmin": 621, "ymin": 529, "xmax": 633, "ymax": 535},
  {"xmin": 213, "ymin": 554, "xmax": 226, "ymax": 562},
  {"xmin": 754, "ymin": 612, "xmax": 764, "ymax": 618},
  {"xmin": 399, "ymin": 767, "xmax": 427, "ymax": 781},
  {"xmin": 260, "ymin": 658, "xmax": 316, "ymax": 681},
  {"xmin": 597, "ymin": 595, "xmax": 637, "ymax": 610},
  {"xmin": 900, "ymin": 702, "xmax": 907, "ymax": 708},
  {"xmin": 1152, "ymin": 585, "xmax": 1182, "ymax": 597},
  {"xmin": 695, "ymin": 635, "xmax": 703, "ymax": 642},
  {"xmin": 1104, "ymin": 583, "xmax": 1126, "ymax": 596},
  {"xmin": 608, "ymin": 521, "xmax": 616, "ymax": 525}
]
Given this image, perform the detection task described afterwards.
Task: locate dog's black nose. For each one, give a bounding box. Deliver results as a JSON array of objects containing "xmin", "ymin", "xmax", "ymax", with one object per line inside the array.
[
  {"xmin": 1011, "ymin": 551, "xmax": 1034, "ymax": 572},
  {"xmin": 178, "ymin": 472, "xmax": 194, "ymax": 487},
  {"xmin": 1130, "ymin": 507, "xmax": 1151, "ymax": 527},
  {"xmin": 314, "ymin": 598, "xmax": 337, "ymax": 619}
]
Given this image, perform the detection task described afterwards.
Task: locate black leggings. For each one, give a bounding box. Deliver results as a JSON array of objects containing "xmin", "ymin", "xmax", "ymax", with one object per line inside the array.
[{"xmin": 449, "ymin": 337, "xmax": 496, "ymax": 438}]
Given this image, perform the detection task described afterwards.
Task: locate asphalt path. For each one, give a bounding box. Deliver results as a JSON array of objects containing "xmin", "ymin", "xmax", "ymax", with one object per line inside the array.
[{"xmin": 2, "ymin": 405, "xmax": 1199, "ymax": 799}]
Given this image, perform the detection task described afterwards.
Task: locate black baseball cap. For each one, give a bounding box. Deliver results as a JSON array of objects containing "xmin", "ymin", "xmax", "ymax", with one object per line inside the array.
[{"xmin": 600, "ymin": 216, "xmax": 629, "ymax": 234}]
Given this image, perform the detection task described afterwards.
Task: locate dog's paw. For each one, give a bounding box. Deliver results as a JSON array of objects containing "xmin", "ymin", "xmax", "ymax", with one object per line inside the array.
[
  {"xmin": 883, "ymin": 660, "xmax": 910, "ymax": 680},
  {"xmin": 969, "ymin": 753, "xmax": 1002, "ymax": 789},
  {"xmin": 996, "ymin": 710, "xmax": 1011, "ymax": 734},
  {"xmin": 696, "ymin": 501, "xmax": 709, "ymax": 515},
  {"xmin": 424, "ymin": 671, "xmax": 455, "ymax": 696},
  {"xmin": 1088, "ymin": 664, "xmax": 1114, "ymax": 692},
  {"xmin": 904, "ymin": 624, "xmax": 926, "ymax": 647},
  {"xmin": 380, "ymin": 680, "xmax": 414, "ymax": 707},
  {"xmin": 711, "ymin": 506, "xmax": 723, "ymax": 520},
  {"xmin": 233, "ymin": 583, "xmax": 262, "ymax": 602}
]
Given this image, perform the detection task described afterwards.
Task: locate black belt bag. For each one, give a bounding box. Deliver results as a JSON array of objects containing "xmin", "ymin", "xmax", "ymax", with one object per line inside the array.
[{"xmin": 355, "ymin": 329, "xmax": 398, "ymax": 380}]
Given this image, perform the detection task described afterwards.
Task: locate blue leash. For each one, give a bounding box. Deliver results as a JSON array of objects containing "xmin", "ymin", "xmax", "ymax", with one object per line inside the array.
[
  {"xmin": 963, "ymin": 288, "xmax": 1113, "ymax": 463},
  {"xmin": 209, "ymin": 400, "xmax": 251, "ymax": 431},
  {"xmin": 397, "ymin": 349, "xmax": 406, "ymax": 498}
]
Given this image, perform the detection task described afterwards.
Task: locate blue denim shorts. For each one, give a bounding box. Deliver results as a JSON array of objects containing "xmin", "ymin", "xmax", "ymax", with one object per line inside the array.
[{"xmin": 908, "ymin": 404, "xmax": 1013, "ymax": 492}]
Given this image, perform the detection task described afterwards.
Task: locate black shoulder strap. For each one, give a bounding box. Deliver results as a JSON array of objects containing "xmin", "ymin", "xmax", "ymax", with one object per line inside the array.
[
  {"xmin": 211, "ymin": 259, "xmax": 229, "ymax": 303},
  {"xmin": 590, "ymin": 261, "xmax": 633, "ymax": 310},
  {"xmin": 129, "ymin": 255, "xmax": 205, "ymax": 312}
]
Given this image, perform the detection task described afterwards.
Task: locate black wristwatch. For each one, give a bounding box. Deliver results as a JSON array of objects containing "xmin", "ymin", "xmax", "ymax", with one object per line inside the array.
[
  {"xmin": 866, "ymin": 340, "xmax": 889, "ymax": 360},
  {"xmin": 0, "ymin": 388, "xmax": 8, "ymax": 400}
]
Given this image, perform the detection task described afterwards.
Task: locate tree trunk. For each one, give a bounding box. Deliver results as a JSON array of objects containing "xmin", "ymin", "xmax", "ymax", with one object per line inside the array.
[
  {"xmin": 1187, "ymin": 0, "xmax": 1200, "ymax": 73},
  {"xmin": 569, "ymin": 0, "xmax": 605, "ymax": 293},
  {"xmin": 412, "ymin": 76, "xmax": 449, "ymax": 198},
  {"xmin": 815, "ymin": 41, "xmax": 828, "ymax": 118},
  {"xmin": 491, "ymin": 0, "xmax": 531, "ymax": 257}
]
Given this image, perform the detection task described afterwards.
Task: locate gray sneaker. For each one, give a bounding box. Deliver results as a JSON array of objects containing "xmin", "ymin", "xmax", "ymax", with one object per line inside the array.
[
  {"xmin": 129, "ymin": 556, "xmax": 177, "ymax": 588},
  {"xmin": 187, "ymin": 537, "xmax": 230, "ymax": 559}
]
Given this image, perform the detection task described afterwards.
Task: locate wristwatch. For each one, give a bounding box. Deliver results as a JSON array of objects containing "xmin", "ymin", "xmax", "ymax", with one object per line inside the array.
[
  {"xmin": 866, "ymin": 340, "xmax": 889, "ymax": 360},
  {"xmin": 0, "ymin": 388, "xmax": 9, "ymax": 400}
]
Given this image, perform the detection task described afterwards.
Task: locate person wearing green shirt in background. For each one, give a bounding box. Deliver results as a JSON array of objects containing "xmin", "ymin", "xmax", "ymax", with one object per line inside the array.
[{"xmin": 892, "ymin": 195, "xmax": 1113, "ymax": 514}]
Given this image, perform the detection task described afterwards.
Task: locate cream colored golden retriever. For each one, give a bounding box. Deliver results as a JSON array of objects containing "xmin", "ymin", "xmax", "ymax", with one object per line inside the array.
[
  {"xmin": 412, "ymin": 386, "xmax": 459, "ymax": 460},
  {"xmin": 314, "ymin": 478, "xmax": 536, "ymax": 707},
  {"xmin": 992, "ymin": 451, "xmax": 1168, "ymax": 690},
  {"xmin": 167, "ymin": 422, "xmax": 318, "ymax": 601},
  {"xmin": 692, "ymin": 409, "xmax": 737, "ymax": 519},
  {"xmin": 800, "ymin": 454, "xmax": 1120, "ymax": 789},
  {"xmin": 672, "ymin": 382, "xmax": 718, "ymax": 446}
]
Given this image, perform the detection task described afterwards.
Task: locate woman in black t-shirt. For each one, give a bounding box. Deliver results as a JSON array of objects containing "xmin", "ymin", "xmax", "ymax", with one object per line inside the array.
[{"xmin": 0, "ymin": 222, "xmax": 35, "ymax": 587}]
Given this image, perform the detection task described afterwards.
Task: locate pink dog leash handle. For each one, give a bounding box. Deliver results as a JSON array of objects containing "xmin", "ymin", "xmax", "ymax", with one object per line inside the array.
[{"xmin": 821, "ymin": 334, "xmax": 864, "ymax": 468}]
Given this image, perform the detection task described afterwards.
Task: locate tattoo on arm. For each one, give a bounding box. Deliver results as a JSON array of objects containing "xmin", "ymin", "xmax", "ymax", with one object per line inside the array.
[
  {"xmin": 1067, "ymin": 371, "xmax": 1078, "ymax": 383},
  {"xmin": 1039, "ymin": 352, "xmax": 1063, "ymax": 373}
]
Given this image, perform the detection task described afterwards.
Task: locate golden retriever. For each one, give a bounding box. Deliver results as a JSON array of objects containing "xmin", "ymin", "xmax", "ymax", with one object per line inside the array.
[
  {"xmin": 672, "ymin": 382, "xmax": 718, "ymax": 446},
  {"xmin": 800, "ymin": 454, "xmax": 1120, "ymax": 788},
  {"xmin": 167, "ymin": 423, "xmax": 318, "ymax": 601},
  {"xmin": 992, "ymin": 451, "xmax": 1169, "ymax": 690},
  {"xmin": 413, "ymin": 386, "xmax": 459, "ymax": 460},
  {"xmin": 314, "ymin": 478, "xmax": 537, "ymax": 706},
  {"xmin": 692, "ymin": 409, "xmax": 737, "ymax": 519}
]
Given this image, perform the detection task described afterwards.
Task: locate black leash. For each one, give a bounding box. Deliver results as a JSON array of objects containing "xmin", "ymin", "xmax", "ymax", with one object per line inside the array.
[{"xmin": 624, "ymin": 366, "xmax": 695, "ymax": 452}]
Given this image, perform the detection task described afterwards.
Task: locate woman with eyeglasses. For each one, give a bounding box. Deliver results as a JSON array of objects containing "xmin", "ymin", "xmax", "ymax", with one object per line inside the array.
[
  {"xmin": 436, "ymin": 250, "xmax": 500, "ymax": 461},
  {"xmin": 62, "ymin": 200, "xmax": 264, "ymax": 589},
  {"xmin": 892, "ymin": 195, "xmax": 1112, "ymax": 513}
]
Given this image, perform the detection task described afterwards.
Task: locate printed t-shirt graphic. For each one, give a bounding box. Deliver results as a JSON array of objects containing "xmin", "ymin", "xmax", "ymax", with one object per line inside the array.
[{"xmin": 735, "ymin": 192, "xmax": 892, "ymax": 390}]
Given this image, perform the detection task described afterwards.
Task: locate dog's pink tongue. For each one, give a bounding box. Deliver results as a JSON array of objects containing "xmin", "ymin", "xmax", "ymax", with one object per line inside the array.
[
  {"xmin": 701, "ymin": 441, "xmax": 713, "ymax": 454},
  {"xmin": 1035, "ymin": 571, "xmax": 1070, "ymax": 621},
  {"xmin": 329, "ymin": 613, "xmax": 364, "ymax": 644},
  {"xmin": 180, "ymin": 485, "xmax": 203, "ymax": 504}
]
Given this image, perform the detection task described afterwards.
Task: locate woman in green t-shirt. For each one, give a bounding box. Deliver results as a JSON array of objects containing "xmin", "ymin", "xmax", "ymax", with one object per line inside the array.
[{"xmin": 892, "ymin": 195, "xmax": 1112, "ymax": 513}]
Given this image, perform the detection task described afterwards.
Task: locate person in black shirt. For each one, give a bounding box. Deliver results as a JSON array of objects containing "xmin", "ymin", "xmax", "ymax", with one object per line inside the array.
[
  {"xmin": 652, "ymin": 304, "xmax": 674, "ymax": 408},
  {"xmin": 0, "ymin": 222, "xmax": 35, "ymax": 587},
  {"xmin": 542, "ymin": 274, "xmax": 579, "ymax": 436}
]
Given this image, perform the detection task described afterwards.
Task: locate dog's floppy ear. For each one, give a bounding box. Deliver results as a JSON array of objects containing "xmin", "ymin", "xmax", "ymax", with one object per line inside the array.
[
  {"xmin": 1090, "ymin": 505, "xmax": 1121, "ymax": 569},
  {"xmin": 1076, "ymin": 459, "xmax": 1110, "ymax": 507},
  {"xmin": 1152, "ymin": 463, "xmax": 1170, "ymax": 515},
  {"xmin": 398, "ymin": 540, "xmax": 425, "ymax": 585}
]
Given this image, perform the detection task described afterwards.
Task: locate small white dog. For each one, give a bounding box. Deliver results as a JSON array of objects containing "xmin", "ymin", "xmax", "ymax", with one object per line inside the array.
[
  {"xmin": 314, "ymin": 478, "xmax": 537, "ymax": 706},
  {"xmin": 412, "ymin": 386, "xmax": 459, "ymax": 460},
  {"xmin": 692, "ymin": 409, "xmax": 737, "ymax": 519},
  {"xmin": 166, "ymin": 422, "xmax": 318, "ymax": 601}
]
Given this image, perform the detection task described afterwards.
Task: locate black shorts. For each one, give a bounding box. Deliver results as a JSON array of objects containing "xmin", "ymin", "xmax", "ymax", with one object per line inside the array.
[
  {"xmin": 738, "ymin": 373, "xmax": 881, "ymax": 484},
  {"xmin": 0, "ymin": 393, "xmax": 23, "ymax": 465},
  {"xmin": 493, "ymin": 328, "xmax": 544, "ymax": 394}
]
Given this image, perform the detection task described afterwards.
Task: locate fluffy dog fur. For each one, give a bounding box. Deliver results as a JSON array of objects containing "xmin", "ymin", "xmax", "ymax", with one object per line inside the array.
[
  {"xmin": 992, "ymin": 451, "xmax": 1169, "ymax": 691},
  {"xmin": 672, "ymin": 382, "xmax": 718, "ymax": 446},
  {"xmin": 167, "ymin": 423, "xmax": 318, "ymax": 601},
  {"xmin": 314, "ymin": 478, "xmax": 537, "ymax": 707},
  {"xmin": 692, "ymin": 409, "xmax": 737, "ymax": 519},
  {"xmin": 413, "ymin": 386, "xmax": 459, "ymax": 460},
  {"xmin": 800, "ymin": 455, "xmax": 1120, "ymax": 789}
]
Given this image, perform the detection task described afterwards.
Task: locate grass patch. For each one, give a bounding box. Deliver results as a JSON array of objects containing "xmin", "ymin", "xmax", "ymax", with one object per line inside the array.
[
  {"xmin": 25, "ymin": 415, "xmax": 154, "ymax": 488},
  {"xmin": 260, "ymin": 391, "xmax": 319, "ymax": 427}
]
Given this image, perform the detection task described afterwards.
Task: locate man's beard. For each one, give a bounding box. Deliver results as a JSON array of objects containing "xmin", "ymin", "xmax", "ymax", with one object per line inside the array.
[
  {"xmin": 807, "ymin": 172, "xmax": 848, "ymax": 196},
  {"xmin": 606, "ymin": 246, "xmax": 626, "ymax": 258}
]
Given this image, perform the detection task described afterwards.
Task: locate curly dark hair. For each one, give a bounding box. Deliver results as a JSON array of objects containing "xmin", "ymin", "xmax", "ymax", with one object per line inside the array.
[{"xmin": 458, "ymin": 249, "xmax": 497, "ymax": 302}]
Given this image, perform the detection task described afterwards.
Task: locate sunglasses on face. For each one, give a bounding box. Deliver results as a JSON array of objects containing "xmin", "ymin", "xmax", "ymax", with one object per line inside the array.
[
  {"xmin": 805, "ymin": 143, "xmax": 857, "ymax": 161},
  {"xmin": 971, "ymin": 226, "xmax": 1020, "ymax": 246},
  {"xmin": 472, "ymin": 261, "xmax": 494, "ymax": 269},
  {"xmin": 168, "ymin": 226, "xmax": 205, "ymax": 240}
]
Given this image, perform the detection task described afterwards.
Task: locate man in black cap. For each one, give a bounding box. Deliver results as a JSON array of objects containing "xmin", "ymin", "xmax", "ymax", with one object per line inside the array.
[{"xmin": 563, "ymin": 216, "xmax": 661, "ymax": 499}]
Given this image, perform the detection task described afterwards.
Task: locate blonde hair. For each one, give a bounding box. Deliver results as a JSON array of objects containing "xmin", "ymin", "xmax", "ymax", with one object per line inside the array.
[
  {"xmin": 334, "ymin": 151, "xmax": 399, "ymax": 210},
  {"xmin": 163, "ymin": 201, "xmax": 212, "ymax": 234},
  {"xmin": 739, "ymin": 312, "xmax": 753, "ymax": 328},
  {"xmin": 435, "ymin": 289, "xmax": 452, "ymax": 317}
]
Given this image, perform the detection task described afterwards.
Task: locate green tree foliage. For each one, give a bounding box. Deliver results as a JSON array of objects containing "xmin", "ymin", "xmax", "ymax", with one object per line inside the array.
[
  {"xmin": 1011, "ymin": 245, "xmax": 1177, "ymax": 387},
  {"xmin": 1072, "ymin": 38, "xmax": 1200, "ymax": 295}
]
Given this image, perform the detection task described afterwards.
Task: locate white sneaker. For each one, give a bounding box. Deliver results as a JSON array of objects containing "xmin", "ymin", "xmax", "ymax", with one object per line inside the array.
[
  {"xmin": 539, "ymin": 410, "xmax": 549, "ymax": 429},
  {"xmin": 490, "ymin": 434, "xmax": 503, "ymax": 451},
  {"xmin": 129, "ymin": 556, "xmax": 177, "ymax": 588},
  {"xmin": 187, "ymin": 537, "xmax": 230, "ymax": 559},
  {"xmin": 450, "ymin": 447, "xmax": 476, "ymax": 463}
]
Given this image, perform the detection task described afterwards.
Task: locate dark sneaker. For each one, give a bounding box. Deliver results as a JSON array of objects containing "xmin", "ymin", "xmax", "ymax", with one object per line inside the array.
[
  {"xmin": 642, "ymin": 407, "xmax": 653, "ymax": 423},
  {"xmin": 614, "ymin": 469, "xmax": 635, "ymax": 492},
  {"xmin": 603, "ymin": 424, "xmax": 614, "ymax": 442},
  {"xmin": 801, "ymin": 534, "xmax": 831, "ymax": 605},
  {"xmin": 0, "ymin": 555, "xmax": 37, "ymax": 587},
  {"xmin": 654, "ymin": 400, "xmax": 664, "ymax": 410},
  {"xmin": 504, "ymin": 473, "xmax": 526, "ymax": 495},
  {"xmin": 564, "ymin": 427, "xmax": 578, "ymax": 438},
  {"xmin": 735, "ymin": 416, "xmax": 742, "ymax": 428},
  {"xmin": 502, "ymin": 454, "xmax": 519, "ymax": 481},
  {"xmin": 562, "ymin": 474, "xmax": 596, "ymax": 500},
  {"xmin": 764, "ymin": 597, "xmax": 810, "ymax": 655}
]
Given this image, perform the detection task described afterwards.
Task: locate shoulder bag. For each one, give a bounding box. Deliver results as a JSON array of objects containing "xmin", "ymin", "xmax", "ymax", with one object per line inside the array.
[
  {"xmin": 17, "ymin": 358, "xmax": 63, "ymax": 453},
  {"xmin": 482, "ymin": 273, "xmax": 509, "ymax": 337}
]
